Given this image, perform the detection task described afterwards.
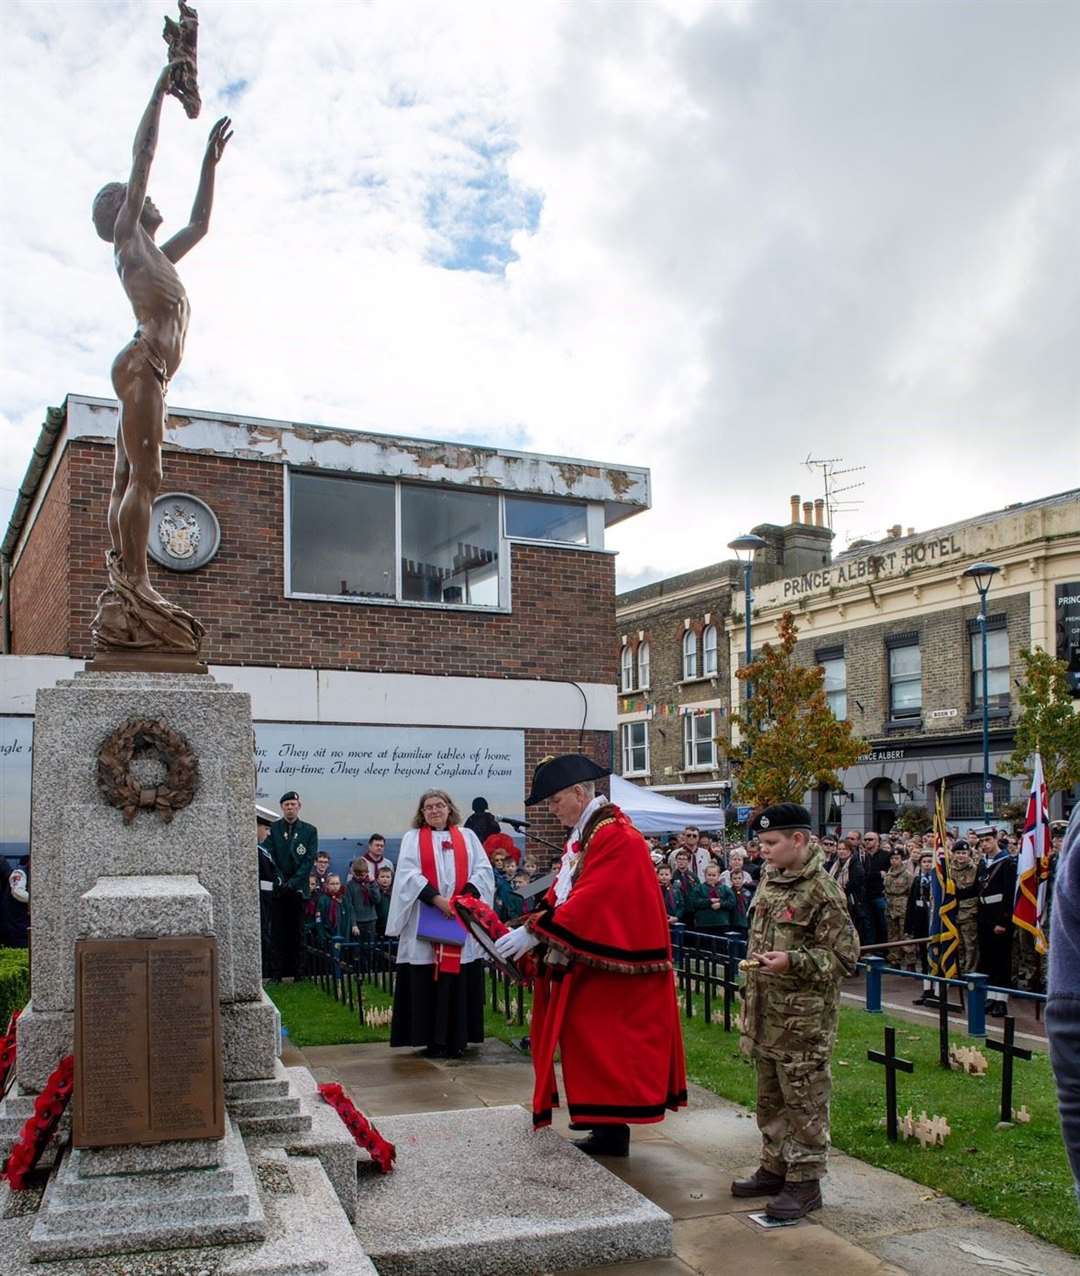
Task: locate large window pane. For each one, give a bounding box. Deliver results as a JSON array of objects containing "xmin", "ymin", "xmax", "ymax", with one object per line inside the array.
[
  {"xmin": 683, "ymin": 630, "xmax": 698, "ymax": 679},
  {"xmin": 889, "ymin": 644, "xmax": 922, "ymax": 716},
  {"xmin": 638, "ymin": 642, "xmax": 651, "ymax": 688},
  {"xmin": 972, "ymin": 627, "xmax": 1010, "ymax": 706},
  {"xmin": 703, "ymin": 625, "xmax": 718, "ymax": 675},
  {"xmin": 622, "ymin": 721, "xmax": 648, "ymax": 774},
  {"xmin": 505, "ymin": 496, "xmax": 587, "ymax": 544},
  {"xmin": 401, "ymin": 485, "xmax": 500, "ymax": 606},
  {"xmin": 290, "ymin": 472, "xmax": 395, "ymax": 598},
  {"xmin": 683, "ymin": 711, "xmax": 715, "ymax": 769},
  {"xmin": 822, "ymin": 656, "xmax": 847, "ymax": 720}
]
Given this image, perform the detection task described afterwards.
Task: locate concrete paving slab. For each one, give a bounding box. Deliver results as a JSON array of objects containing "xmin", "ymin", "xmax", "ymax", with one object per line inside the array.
[
  {"xmin": 350, "ymin": 1077, "xmax": 479, "ymax": 1116},
  {"xmin": 654, "ymin": 1104, "xmax": 765, "ymax": 1170},
  {"xmin": 866, "ymin": 1222, "xmax": 1080, "ymax": 1276},
  {"xmin": 602, "ymin": 1137, "xmax": 758, "ymax": 1220},
  {"xmin": 815, "ymin": 1152, "xmax": 978, "ymax": 1241},
  {"xmin": 674, "ymin": 1215, "xmax": 904, "ymax": 1276},
  {"xmin": 354, "ymin": 1105, "xmax": 672, "ymax": 1276},
  {"xmin": 545, "ymin": 1258, "xmax": 695, "ymax": 1276}
]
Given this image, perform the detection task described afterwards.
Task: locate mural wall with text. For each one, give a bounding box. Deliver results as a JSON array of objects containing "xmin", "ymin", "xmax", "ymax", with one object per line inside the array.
[{"xmin": 1, "ymin": 716, "xmax": 524, "ymax": 873}]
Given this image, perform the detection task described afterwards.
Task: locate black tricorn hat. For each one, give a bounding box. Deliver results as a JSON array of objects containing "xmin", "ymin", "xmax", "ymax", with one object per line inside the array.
[{"xmin": 524, "ymin": 753, "xmax": 611, "ymax": 807}]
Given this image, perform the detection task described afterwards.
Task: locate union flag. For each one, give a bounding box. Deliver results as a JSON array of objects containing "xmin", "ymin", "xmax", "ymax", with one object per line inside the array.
[{"xmin": 1013, "ymin": 752, "xmax": 1051, "ymax": 955}]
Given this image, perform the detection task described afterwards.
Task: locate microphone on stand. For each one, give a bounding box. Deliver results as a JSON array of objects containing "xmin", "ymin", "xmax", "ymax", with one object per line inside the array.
[{"xmin": 498, "ymin": 816, "xmax": 529, "ymax": 831}]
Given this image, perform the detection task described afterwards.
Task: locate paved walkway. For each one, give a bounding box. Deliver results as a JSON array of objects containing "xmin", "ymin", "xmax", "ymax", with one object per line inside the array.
[{"xmin": 291, "ymin": 1038, "xmax": 1075, "ymax": 1276}]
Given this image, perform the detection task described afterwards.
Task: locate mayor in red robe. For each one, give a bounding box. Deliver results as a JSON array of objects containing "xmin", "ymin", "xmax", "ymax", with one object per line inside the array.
[{"xmin": 495, "ymin": 754, "xmax": 687, "ymax": 1157}]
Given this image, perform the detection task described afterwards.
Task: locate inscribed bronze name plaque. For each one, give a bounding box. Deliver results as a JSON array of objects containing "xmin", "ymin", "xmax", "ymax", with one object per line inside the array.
[{"xmin": 74, "ymin": 936, "xmax": 224, "ymax": 1147}]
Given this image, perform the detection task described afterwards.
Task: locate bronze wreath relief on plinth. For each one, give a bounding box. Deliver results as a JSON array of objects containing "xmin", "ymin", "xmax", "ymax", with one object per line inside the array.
[{"xmin": 96, "ymin": 718, "xmax": 199, "ymax": 824}]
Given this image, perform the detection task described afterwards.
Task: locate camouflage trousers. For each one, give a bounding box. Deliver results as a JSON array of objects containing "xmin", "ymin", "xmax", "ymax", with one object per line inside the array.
[
  {"xmin": 956, "ymin": 917, "xmax": 979, "ymax": 976},
  {"xmin": 753, "ymin": 1054, "xmax": 831, "ymax": 1182},
  {"xmin": 886, "ymin": 912, "xmax": 915, "ymax": 969},
  {"xmin": 1012, "ymin": 927, "xmax": 1045, "ymax": 992}
]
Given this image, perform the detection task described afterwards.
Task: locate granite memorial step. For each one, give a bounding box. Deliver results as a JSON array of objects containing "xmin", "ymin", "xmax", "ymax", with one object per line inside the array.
[
  {"xmin": 27, "ymin": 1115, "xmax": 266, "ymax": 1262},
  {"xmin": 36, "ymin": 1186, "xmax": 256, "ymax": 1233},
  {"xmin": 232, "ymin": 1107, "xmax": 312, "ymax": 1136},
  {"xmin": 53, "ymin": 1158, "xmax": 240, "ymax": 1205},
  {"xmin": 228, "ymin": 1095, "xmax": 305, "ymax": 1120},
  {"xmin": 225, "ymin": 1069, "xmax": 291, "ymax": 1102}
]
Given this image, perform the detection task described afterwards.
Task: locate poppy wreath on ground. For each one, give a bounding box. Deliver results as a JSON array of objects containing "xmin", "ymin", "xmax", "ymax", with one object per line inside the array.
[
  {"xmin": 317, "ymin": 1083, "xmax": 396, "ymax": 1173},
  {"xmin": 454, "ymin": 893, "xmax": 538, "ymax": 982},
  {"xmin": 2, "ymin": 1054, "xmax": 74, "ymax": 1190},
  {"xmin": 96, "ymin": 718, "xmax": 199, "ymax": 824},
  {"xmin": 0, "ymin": 1008, "xmax": 18, "ymax": 1092}
]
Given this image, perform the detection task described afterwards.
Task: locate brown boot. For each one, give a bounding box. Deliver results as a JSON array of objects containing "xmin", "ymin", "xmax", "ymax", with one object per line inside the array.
[
  {"xmin": 765, "ymin": 1179, "xmax": 822, "ymax": 1219},
  {"xmin": 731, "ymin": 1166, "xmax": 786, "ymax": 1198}
]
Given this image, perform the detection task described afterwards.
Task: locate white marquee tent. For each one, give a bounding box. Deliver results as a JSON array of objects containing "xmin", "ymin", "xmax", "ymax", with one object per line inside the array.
[{"xmin": 610, "ymin": 775, "xmax": 729, "ymax": 834}]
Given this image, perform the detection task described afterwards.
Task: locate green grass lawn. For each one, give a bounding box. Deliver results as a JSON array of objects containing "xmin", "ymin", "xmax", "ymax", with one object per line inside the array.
[{"xmin": 267, "ymin": 977, "xmax": 1078, "ymax": 1256}]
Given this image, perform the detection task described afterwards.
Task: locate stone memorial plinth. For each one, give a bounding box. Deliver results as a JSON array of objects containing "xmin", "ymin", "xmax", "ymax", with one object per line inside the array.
[
  {"xmin": 0, "ymin": 670, "xmax": 363, "ymax": 1269},
  {"xmin": 15, "ymin": 672, "xmax": 278, "ymax": 1089}
]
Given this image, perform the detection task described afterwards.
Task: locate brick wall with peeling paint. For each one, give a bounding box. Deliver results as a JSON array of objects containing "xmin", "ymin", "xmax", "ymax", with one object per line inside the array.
[{"xmin": 15, "ymin": 440, "xmax": 618, "ymax": 691}]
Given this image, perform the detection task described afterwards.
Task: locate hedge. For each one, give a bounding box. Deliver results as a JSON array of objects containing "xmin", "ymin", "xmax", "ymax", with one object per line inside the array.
[{"xmin": 0, "ymin": 947, "xmax": 30, "ymax": 1030}]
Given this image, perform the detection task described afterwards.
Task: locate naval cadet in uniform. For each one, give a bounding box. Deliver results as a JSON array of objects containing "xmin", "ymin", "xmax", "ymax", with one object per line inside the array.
[
  {"xmin": 977, "ymin": 835, "xmax": 1017, "ymax": 1017},
  {"xmin": 734, "ymin": 802, "xmax": 859, "ymax": 1219}
]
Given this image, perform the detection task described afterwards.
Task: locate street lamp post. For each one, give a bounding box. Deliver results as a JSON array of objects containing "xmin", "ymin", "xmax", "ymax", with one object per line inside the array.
[
  {"xmin": 962, "ymin": 561, "xmax": 1001, "ymax": 819},
  {"xmin": 728, "ymin": 534, "xmax": 768, "ymax": 702}
]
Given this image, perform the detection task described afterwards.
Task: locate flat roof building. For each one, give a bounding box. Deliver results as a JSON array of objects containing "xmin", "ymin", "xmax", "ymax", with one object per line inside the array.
[{"xmin": 0, "ymin": 395, "xmax": 649, "ymax": 858}]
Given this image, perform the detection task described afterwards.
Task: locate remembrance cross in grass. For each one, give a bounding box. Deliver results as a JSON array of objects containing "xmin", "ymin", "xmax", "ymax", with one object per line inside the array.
[
  {"xmin": 986, "ymin": 1015, "xmax": 1032, "ymax": 1125},
  {"xmin": 868, "ymin": 1025, "xmax": 914, "ymax": 1141}
]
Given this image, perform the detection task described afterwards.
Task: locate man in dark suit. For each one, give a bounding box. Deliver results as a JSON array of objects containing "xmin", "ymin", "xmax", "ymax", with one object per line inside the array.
[{"xmin": 977, "ymin": 838, "xmax": 1018, "ymax": 1017}]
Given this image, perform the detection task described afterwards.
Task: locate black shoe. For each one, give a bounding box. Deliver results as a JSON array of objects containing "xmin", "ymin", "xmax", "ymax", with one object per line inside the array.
[
  {"xmin": 912, "ymin": 995, "xmax": 928, "ymax": 1006},
  {"xmin": 421, "ymin": 1045, "xmax": 447, "ymax": 1058},
  {"xmin": 571, "ymin": 1125, "xmax": 630, "ymax": 1157}
]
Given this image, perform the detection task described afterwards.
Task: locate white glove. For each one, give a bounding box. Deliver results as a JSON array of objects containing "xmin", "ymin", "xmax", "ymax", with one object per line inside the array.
[{"xmin": 494, "ymin": 926, "xmax": 540, "ymax": 961}]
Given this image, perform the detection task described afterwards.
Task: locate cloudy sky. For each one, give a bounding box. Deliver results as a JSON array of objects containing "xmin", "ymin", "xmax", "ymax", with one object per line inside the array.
[{"xmin": 2, "ymin": 0, "xmax": 1078, "ymax": 591}]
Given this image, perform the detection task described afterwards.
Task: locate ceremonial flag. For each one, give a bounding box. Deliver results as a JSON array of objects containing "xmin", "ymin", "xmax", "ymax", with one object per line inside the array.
[
  {"xmin": 1013, "ymin": 752, "xmax": 1051, "ymax": 955},
  {"xmin": 929, "ymin": 785, "xmax": 960, "ymax": 978}
]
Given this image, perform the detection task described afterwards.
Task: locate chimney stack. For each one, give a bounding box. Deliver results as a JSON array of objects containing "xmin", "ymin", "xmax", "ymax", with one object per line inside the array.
[
  {"xmin": 802, "ymin": 501, "xmax": 814, "ymax": 525},
  {"xmin": 906, "ymin": 527, "xmax": 914, "ymax": 537},
  {"xmin": 814, "ymin": 498, "xmax": 825, "ymax": 528},
  {"xmin": 889, "ymin": 523, "xmax": 902, "ymax": 539},
  {"xmin": 789, "ymin": 494, "xmax": 800, "ymax": 524}
]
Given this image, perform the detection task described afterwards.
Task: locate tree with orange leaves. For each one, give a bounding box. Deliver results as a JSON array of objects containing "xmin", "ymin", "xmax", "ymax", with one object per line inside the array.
[{"xmin": 725, "ymin": 611, "xmax": 866, "ymax": 808}]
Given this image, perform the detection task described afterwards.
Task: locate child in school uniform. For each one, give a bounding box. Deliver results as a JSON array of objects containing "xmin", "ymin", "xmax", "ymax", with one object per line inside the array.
[{"xmin": 687, "ymin": 863, "xmax": 737, "ymax": 931}]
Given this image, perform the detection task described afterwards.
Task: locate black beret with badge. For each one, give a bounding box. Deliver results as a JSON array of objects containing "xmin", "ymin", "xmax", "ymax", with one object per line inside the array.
[
  {"xmin": 524, "ymin": 753, "xmax": 611, "ymax": 807},
  {"xmin": 748, "ymin": 802, "xmax": 813, "ymax": 835},
  {"xmin": 279, "ymin": 790, "xmax": 300, "ymax": 804}
]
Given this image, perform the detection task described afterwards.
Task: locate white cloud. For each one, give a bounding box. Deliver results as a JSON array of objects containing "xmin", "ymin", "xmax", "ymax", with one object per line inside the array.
[{"xmin": 2, "ymin": 0, "xmax": 1077, "ymax": 591}]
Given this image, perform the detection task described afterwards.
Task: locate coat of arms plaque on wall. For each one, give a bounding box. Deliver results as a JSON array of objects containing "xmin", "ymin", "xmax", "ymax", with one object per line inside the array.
[{"xmin": 148, "ymin": 492, "xmax": 221, "ymax": 572}]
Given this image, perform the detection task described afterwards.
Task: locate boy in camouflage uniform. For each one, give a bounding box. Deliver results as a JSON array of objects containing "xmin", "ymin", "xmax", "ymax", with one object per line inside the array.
[
  {"xmin": 951, "ymin": 840, "xmax": 983, "ymax": 975},
  {"xmin": 734, "ymin": 803, "xmax": 860, "ymax": 1219},
  {"xmin": 883, "ymin": 849, "xmax": 915, "ymax": 968}
]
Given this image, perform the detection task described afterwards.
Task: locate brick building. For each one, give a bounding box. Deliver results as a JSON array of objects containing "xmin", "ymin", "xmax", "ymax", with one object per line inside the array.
[
  {"xmin": 613, "ymin": 497, "xmax": 832, "ymax": 806},
  {"xmin": 616, "ymin": 490, "xmax": 1080, "ymax": 833},
  {"xmin": 0, "ymin": 394, "xmax": 648, "ymax": 854},
  {"xmin": 728, "ymin": 489, "xmax": 1080, "ymax": 833}
]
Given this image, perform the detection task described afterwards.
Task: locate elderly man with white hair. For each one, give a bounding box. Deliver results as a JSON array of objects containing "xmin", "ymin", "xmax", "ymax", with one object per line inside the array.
[{"xmin": 495, "ymin": 753, "xmax": 687, "ymax": 1158}]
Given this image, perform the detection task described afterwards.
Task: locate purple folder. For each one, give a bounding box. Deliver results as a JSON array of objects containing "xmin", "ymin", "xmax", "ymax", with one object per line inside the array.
[{"xmin": 417, "ymin": 901, "xmax": 467, "ymax": 947}]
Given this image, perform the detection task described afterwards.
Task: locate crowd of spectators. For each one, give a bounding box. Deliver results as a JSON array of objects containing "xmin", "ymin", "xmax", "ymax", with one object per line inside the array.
[{"xmin": 645, "ymin": 822, "xmax": 1063, "ymax": 1001}]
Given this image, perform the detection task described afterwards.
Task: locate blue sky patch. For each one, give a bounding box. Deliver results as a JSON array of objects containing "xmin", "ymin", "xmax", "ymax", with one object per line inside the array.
[{"xmin": 425, "ymin": 134, "xmax": 543, "ymax": 274}]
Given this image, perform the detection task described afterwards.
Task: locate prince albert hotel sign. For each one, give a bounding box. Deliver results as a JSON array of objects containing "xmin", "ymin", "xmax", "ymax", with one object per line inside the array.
[{"xmin": 782, "ymin": 534, "xmax": 963, "ymax": 598}]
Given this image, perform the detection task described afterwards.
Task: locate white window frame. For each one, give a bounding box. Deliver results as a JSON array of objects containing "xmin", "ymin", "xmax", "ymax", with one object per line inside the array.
[
  {"xmin": 502, "ymin": 496, "xmax": 606, "ymax": 553},
  {"xmin": 620, "ymin": 645, "xmax": 635, "ymax": 693},
  {"xmin": 820, "ymin": 654, "xmax": 847, "ymax": 720},
  {"xmin": 637, "ymin": 641, "xmax": 651, "ymax": 691},
  {"xmin": 703, "ymin": 624, "xmax": 718, "ymax": 676},
  {"xmin": 683, "ymin": 710, "xmax": 716, "ymax": 772},
  {"xmin": 682, "ymin": 629, "xmax": 698, "ymax": 680},
  {"xmin": 621, "ymin": 721, "xmax": 650, "ymax": 776},
  {"xmin": 971, "ymin": 624, "xmax": 1010, "ymax": 708}
]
